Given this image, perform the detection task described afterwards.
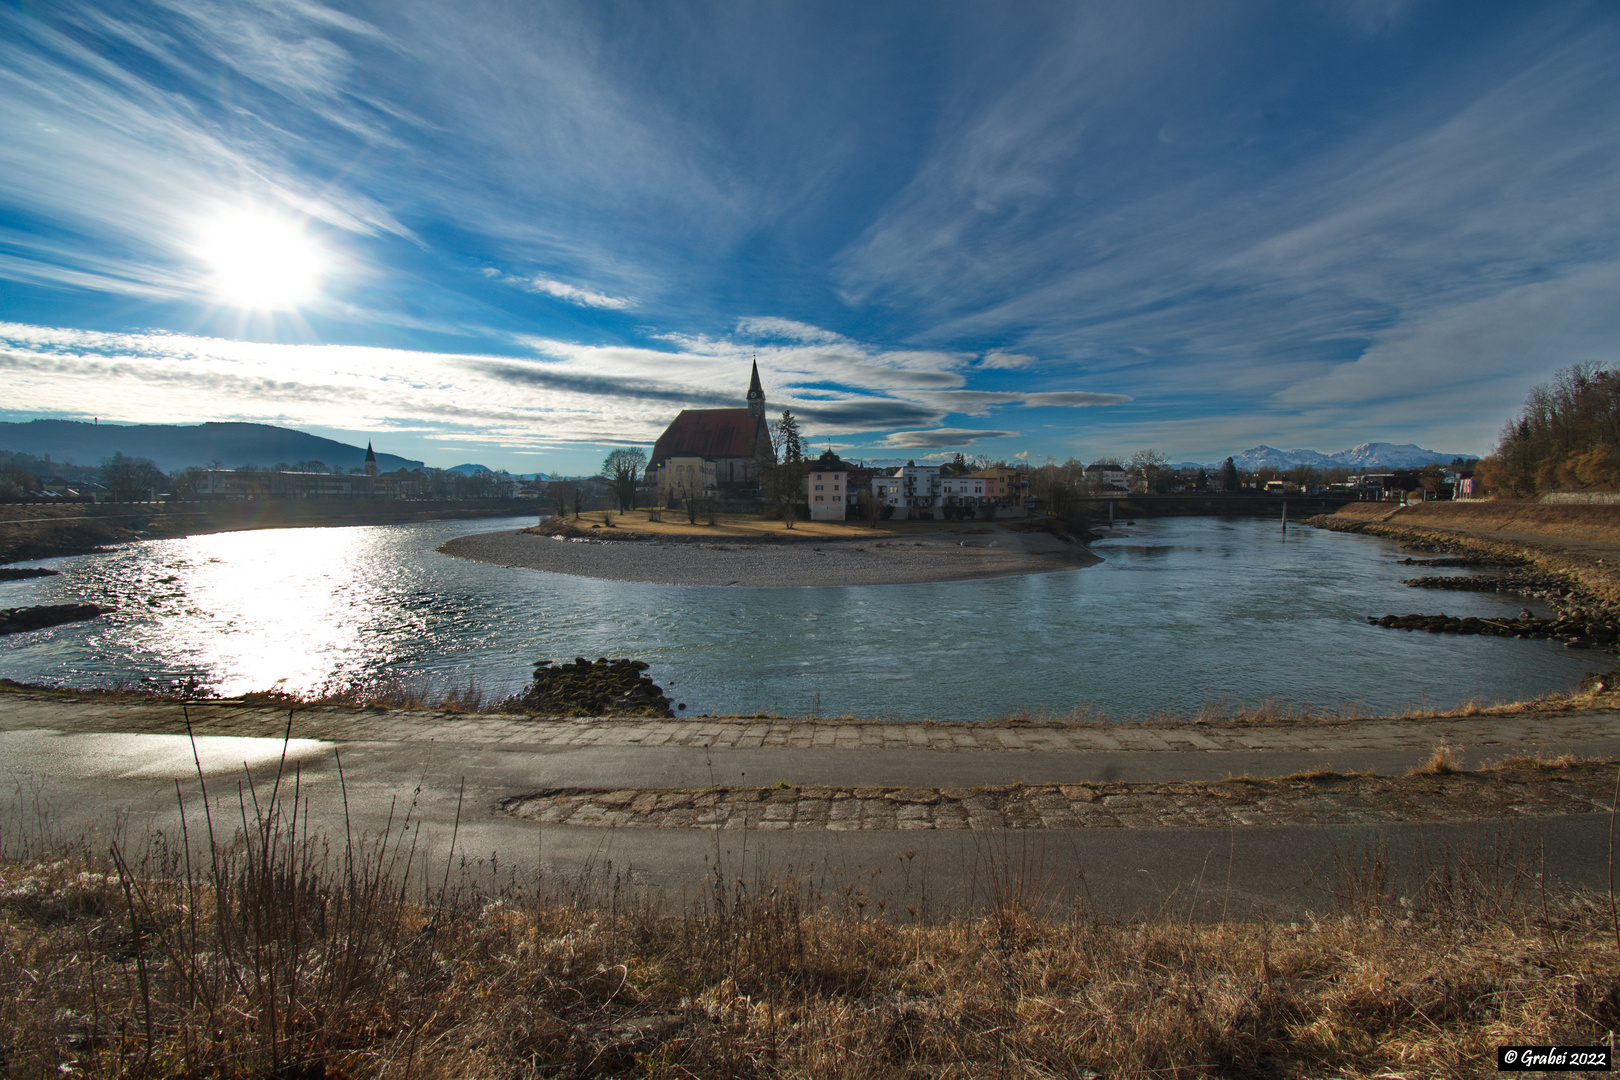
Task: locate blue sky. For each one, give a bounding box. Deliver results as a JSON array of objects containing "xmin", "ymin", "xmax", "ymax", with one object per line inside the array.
[{"xmin": 1, "ymin": 0, "xmax": 1617, "ymax": 473}]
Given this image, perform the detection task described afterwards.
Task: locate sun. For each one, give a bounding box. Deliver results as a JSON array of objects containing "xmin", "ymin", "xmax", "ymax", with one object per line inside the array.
[{"xmin": 196, "ymin": 209, "xmax": 326, "ymax": 309}]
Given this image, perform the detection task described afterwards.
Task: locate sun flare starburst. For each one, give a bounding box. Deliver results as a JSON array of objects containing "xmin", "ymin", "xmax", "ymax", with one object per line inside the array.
[{"xmin": 196, "ymin": 209, "xmax": 326, "ymax": 309}]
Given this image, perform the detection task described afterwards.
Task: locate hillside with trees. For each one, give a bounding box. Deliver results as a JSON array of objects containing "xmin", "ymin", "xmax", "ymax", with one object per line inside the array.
[{"xmin": 1477, "ymin": 364, "xmax": 1620, "ymax": 497}]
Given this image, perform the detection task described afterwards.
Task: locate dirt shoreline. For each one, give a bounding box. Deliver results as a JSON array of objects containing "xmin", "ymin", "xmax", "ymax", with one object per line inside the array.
[
  {"xmin": 1309, "ymin": 501, "xmax": 1620, "ymax": 605},
  {"xmin": 439, "ymin": 522, "xmax": 1100, "ymax": 587}
]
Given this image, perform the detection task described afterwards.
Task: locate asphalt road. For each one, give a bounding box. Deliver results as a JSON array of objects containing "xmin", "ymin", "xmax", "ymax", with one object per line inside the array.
[{"xmin": 6, "ymin": 709, "xmax": 1620, "ymax": 921}]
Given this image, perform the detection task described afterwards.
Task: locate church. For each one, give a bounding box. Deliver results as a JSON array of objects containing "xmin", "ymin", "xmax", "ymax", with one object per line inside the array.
[{"xmin": 650, "ymin": 359, "xmax": 775, "ymax": 499}]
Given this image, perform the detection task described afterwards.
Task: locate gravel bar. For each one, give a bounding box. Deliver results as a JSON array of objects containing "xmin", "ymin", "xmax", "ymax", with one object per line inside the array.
[{"xmin": 439, "ymin": 525, "xmax": 1099, "ymax": 587}]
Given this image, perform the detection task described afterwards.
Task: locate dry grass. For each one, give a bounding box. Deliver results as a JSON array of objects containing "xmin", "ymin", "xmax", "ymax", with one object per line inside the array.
[
  {"xmin": 1494, "ymin": 752, "xmax": 1590, "ymax": 770},
  {"xmin": 1411, "ymin": 744, "xmax": 1464, "ymax": 775},
  {"xmin": 532, "ymin": 509, "xmax": 1004, "ymax": 541},
  {"xmin": 4, "ymin": 758, "xmax": 1620, "ymax": 1079}
]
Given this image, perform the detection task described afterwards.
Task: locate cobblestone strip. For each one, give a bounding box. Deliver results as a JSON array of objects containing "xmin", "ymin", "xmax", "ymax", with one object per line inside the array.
[
  {"xmin": 5, "ymin": 692, "xmax": 1620, "ymax": 757},
  {"xmin": 501, "ymin": 764, "xmax": 1619, "ymax": 831}
]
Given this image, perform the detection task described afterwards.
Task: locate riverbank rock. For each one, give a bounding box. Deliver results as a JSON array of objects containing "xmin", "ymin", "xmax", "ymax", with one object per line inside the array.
[
  {"xmin": 1400, "ymin": 567, "xmax": 1578, "ymax": 603},
  {"xmin": 516, "ymin": 658, "xmax": 675, "ymax": 718},
  {"xmin": 0, "ymin": 568, "xmax": 60, "ymax": 581},
  {"xmin": 1368, "ymin": 611, "xmax": 1619, "ymax": 649},
  {"xmin": 0, "ymin": 603, "xmax": 106, "ymax": 636}
]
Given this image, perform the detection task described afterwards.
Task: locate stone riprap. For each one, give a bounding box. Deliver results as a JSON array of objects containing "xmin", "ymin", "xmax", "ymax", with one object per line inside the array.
[
  {"xmin": 1370, "ymin": 611, "xmax": 1619, "ymax": 651},
  {"xmin": 438, "ymin": 525, "xmax": 1099, "ymax": 588},
  {"xmin": 517, "ymin": 657, "xmax": 674, "ymax": 718},
  {"xmin": 502, "ymin": 763, "xmax": 1619, "ymax": 831}
]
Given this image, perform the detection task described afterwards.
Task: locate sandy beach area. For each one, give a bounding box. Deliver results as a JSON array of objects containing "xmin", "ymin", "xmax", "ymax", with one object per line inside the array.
[{"xmin": 439, "ymin": 523, "xmax": 1099, "ymax": 587}]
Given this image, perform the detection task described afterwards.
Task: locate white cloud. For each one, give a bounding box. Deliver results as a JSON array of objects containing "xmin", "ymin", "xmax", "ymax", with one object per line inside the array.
[
  {"xmin": 735, "ymin": 317, "xmax": 849, "ymax": 344},
  {"xmin": 527, "ymin": 277, "xmax": 635, "ymax": 310},
  {"xmin": 877, "ymin": 428, "xmax": 1021, "ymax": 449},
  {"xmin": 979, "ymin": 350, "xmax": 1034, "ymax": 369},
  {"xmin": 908, "ymin": 389, "xmax": 1132, "ymax": 415}
]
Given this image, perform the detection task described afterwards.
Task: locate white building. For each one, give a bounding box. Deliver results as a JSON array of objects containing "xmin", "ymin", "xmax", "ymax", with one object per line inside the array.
[
  {"xmin": 804, "ymin": 450, "xmax": 850, "ymax": 520},
  {"xmin": 940, "ymin": 474, "xmax": 987, "ymax": 506},
  {"xmin": 1084, "ymin": 460, "xmax": 1130, "ymax": 493},
  {"xmin": 872, "ymin": 463, "xmax": 942, "ymax": 519}
]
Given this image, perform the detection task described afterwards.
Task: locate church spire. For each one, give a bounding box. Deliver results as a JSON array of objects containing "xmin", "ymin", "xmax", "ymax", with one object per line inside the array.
[
  {"xmin": 747, "ymin": 353, "xmax": 766, "ymax": 419},
  {"xmin": 364, "ymin": 441, "xmax": 378, "ymax": 479}
]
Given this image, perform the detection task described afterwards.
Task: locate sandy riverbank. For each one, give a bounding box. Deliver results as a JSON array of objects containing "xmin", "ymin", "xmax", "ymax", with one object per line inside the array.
[{"xmin": 438, "ymin": 523, "xmax": 1099, "ymax": 587}]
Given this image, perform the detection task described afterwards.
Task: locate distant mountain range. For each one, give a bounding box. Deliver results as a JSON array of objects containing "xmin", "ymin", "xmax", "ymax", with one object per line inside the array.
[
  {"xmin": 1174, "ymin": 443, "xmax": 1479, "ymax": 472},
  {"xmin": 0, "ymin": 420, "xmax": 424, "ymax": 474}
]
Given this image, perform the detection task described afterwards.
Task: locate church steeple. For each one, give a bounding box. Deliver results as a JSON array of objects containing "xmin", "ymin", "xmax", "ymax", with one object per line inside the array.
[
  {"xmin": 746, "ymin": 354, "xmax": 766, "ymax": 419},
  {"xmin": 364, "ymin": 442, "xmax": 378, "ymax": 479}
]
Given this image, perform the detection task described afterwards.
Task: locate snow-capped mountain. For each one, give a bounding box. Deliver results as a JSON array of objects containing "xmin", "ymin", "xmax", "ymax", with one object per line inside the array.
[{"xmin": 1196, "ymin": 443, "xmax": 1478, "ymax": 472}]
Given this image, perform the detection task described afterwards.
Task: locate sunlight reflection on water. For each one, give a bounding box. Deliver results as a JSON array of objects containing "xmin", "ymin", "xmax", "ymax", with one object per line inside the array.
[{"xmin": 0, "ymin": 514, "xmax": 1597, "ymax": 720}]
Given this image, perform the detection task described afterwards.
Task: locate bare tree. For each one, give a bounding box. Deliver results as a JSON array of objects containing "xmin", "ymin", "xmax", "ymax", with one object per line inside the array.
[
  {"xmin": 765, "ymin": 410, "xmax": 806, "ymax": 528},
  {"xmin": 1129, "ymin": 449, "xmax": 1171, "ymax": 494},
  {"xmin": 602, "ymin": 448, "xmax": 647, "ymax": 511},
  {"xmin": 101, "ymin": 453, "xmax": 168, "ymax": 502}
]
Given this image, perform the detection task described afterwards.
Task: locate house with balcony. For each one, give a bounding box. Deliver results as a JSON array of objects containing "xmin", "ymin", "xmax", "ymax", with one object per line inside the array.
[{"xmin": 871, "ymin": 462, "xmax": 942, "ymax": 520}]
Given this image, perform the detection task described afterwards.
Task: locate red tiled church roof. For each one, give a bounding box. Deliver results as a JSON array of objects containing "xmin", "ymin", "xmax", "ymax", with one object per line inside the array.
[{"xmin": 652, "ymin": 409, "xmax": 771, "ymax": 465}]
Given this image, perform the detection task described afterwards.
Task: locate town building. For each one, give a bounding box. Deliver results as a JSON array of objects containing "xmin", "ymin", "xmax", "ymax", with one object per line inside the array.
[
  {"xmin": 804, "ymin": 449, "xmax": 850, "ymax": 520},
  {"xmin": 649, "ymin": 360, "xmax": 775, "ymax": 497},
  {"xmin": 1084, "ymin": 460, "xmax": 1129, "ymax": 492},
  {"xmin": 658, "ymin": 456, "xmax": 717, "ymax": 506},
  {"xmin": 873, "ymin": 462, "xmax": 943, "ymax": 519},
  {"xmin": 940, "ymin": 474, "xmax": 986, "ymax": 506},
  {"xmin": 972, "ymin": 466, "xmax": 1031, "ymax": 506}
]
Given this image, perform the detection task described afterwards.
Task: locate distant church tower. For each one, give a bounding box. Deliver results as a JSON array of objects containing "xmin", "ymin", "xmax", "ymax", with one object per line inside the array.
[
  {"xmin": 747, "ymin": 356, "xmax": 766, "ymax": 420},
  {"xmin": 364, "ymin": 442, "xmax": 378, "ymax": 479}
]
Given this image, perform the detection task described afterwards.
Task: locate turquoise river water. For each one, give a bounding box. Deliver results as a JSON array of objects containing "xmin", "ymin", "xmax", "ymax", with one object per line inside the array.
[{"xmin": 0, "ymin": 514, "xmax": 1594, "ymax": 720}]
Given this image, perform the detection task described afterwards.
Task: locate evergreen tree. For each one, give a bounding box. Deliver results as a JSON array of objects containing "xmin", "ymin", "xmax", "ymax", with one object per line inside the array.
[
  {"xmin": 768, "ymin": 410, "xmax": 805, "ymax": 527},
  {"xmin": 776, "ymin": 410, "xmax": 803, "ymax": 464},
  {"xmin": 1218, "ymin": 457, "xmax": 1240, "ymax": 493}
]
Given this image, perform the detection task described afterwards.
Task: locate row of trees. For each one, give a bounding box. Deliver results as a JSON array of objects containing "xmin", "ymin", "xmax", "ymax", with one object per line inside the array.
[
  {"xmin": 0, "ymin": 452, "xmax": 542, "ymax": 503},
  {"xmin": 1476, "ymin": 363, "xmax": 1620, "ymax": 497}
]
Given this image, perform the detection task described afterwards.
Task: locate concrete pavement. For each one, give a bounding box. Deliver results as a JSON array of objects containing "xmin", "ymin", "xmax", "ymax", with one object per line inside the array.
[{"xmin": 4, "ymin": 690, "xmax": 1619, "ymax": 920}]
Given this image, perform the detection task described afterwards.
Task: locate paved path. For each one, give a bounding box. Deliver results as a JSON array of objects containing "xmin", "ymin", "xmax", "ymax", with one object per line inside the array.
[
  {"xmin": 8, "ymin": 692, "xmax": 1620, "ymax": 760},
  {"xmin": 4, "ymin": 691, "xmax": 1619, "ymax": 919}
]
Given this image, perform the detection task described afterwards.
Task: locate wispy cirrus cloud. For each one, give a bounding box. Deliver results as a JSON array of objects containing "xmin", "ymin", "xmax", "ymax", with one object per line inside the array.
[
  {"xmin": 0, "ymin": 319, "xmax": 1125, "ymax": 465},
  {"xmin": 527, "ymin": 278, "xmax": 635, "ymax": 309},
  {"xmin": 480, "ymin": 272, "xmax": 636, "ymax": 310},
  {"xmin": 876, "ymin": 428, "xmax": 1020, "ymax": 450},
  {"xmin": 735, "ymin": 317, "xmax": 849, "ymax": 345},
  {"xmin": 3, "ymin": 0, "xmax": 1618, "ymax": 471}
]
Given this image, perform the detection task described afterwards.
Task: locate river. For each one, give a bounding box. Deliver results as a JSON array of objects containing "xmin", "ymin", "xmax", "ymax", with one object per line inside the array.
[{"xmin": 0, "ymin": 515, "xmax": 1594, "ymax": 720}]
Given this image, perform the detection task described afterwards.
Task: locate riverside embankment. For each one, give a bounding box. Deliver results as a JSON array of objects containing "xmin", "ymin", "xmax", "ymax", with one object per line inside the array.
[
  {"xmin": 7, "ymin": 682, "xmax": 1620, "ymax": 915},
  {"xmin": 1309, "ymin": 500, "xmax": 1620, "ymax": 605},
  {"xmin": 0, "ymin": 497, "xmax": 538, "ymax": 564}
]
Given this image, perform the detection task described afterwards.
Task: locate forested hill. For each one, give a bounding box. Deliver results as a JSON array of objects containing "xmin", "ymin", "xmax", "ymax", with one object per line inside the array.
[{"xmin": 0, "ymin": 420, "xmax": 424, "ymax": 474}]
